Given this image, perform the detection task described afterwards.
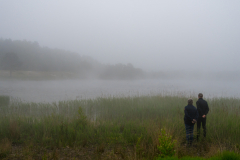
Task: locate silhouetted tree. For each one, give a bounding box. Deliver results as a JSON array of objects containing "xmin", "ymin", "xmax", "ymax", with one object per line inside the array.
[
  {"xmin": 1, "ymin": 52, "xmax": 21, "ymax": 77},
  {"xmin": 0, "ymin": 39, "xmax": 146, "ymax": 80}
]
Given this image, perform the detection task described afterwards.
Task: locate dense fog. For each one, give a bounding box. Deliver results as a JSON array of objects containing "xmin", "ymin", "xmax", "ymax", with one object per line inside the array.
[
  {"xmin": 0, "ymin": 39, "xmax": 240, "ymax": 102},
  {"xmin": 1, "ymin": 1, "xmax": 240, "ymax": 102},
  {"xmin": 1, "ymin": 1, "xmax": 240, "ymax": 72}
]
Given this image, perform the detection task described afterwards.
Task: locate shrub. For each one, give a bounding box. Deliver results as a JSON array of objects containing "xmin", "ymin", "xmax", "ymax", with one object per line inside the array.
[{"xmin": 157, "ymin": 128, "xmax": 176, "ymax": 158}]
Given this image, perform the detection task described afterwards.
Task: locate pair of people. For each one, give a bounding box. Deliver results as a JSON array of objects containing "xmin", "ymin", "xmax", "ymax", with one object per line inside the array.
[{"xmin": 184, "ymin": 93, "xmax": 209, "ymax": 145}]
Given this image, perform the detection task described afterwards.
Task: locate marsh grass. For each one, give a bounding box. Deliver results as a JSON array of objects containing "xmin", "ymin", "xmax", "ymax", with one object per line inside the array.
[
  {"xmin": 0, "ymin": 95, "xmax": 9, "ymax": 107},
  {"xmin": 0, "ymin": 95, "xmax": 240, "ymax": 159}
]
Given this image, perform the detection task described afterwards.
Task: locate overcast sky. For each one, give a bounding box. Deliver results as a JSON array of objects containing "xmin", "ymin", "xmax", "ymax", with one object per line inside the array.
[{"xmin": 1, "ymin": 0, "xmax": 240, "ymax": 71}]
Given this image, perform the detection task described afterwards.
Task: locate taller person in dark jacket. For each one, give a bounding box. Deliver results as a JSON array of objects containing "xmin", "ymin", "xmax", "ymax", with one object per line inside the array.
[
  {"xmin": 196, "ymin": 93, "xmax": 209, "ymax": 140},
  {"xmin": 184, "ymin": 98, "xmax": 199, "ymax": 145}
]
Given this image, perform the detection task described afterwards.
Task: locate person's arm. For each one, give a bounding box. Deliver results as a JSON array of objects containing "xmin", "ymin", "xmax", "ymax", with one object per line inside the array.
[{"xmin": 205, "ymin": 102, "xmax": 209, "ymax": 115}]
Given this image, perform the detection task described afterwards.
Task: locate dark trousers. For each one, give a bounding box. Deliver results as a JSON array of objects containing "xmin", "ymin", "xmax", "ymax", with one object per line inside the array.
[
  {"xmin": 197, "ymin": 117, "xmax": 206, "ymax": 140},
  {"xmin": 185, "ymin": 124, "xmax": 194, "ymax": 144}
]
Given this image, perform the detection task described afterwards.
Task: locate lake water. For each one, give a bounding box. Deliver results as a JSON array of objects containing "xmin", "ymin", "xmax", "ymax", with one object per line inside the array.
[{"xmin": 0, "ymin": 78, "xmax": 240, "ymax": 103}]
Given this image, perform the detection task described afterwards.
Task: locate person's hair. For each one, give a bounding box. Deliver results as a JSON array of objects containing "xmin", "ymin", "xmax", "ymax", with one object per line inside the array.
[
  {"xmin": 198, "ymin": 93, "xmax": 203, "ymax": 98},
  {"xmin": 188, "ymin": 98, "xmax": 193, "ymax": 105}
]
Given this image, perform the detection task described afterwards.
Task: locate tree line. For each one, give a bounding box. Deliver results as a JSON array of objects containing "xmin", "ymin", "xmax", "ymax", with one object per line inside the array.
[{"xmin": 0, "ymin": 39, "xmax": 145, "ymax": 79}]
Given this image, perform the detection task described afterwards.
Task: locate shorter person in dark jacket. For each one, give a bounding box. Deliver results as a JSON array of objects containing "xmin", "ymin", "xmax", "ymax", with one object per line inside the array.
[
  {"xmin": 196, "ymin": 93, "xmax": 209, "ymax": 140},
  {"xmin": 184, "ymin": 98, "xmax": 199, "ymax": 145}
]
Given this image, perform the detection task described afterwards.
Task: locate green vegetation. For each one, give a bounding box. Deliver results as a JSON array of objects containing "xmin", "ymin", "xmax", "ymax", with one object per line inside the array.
[
  {"xmin": 0, "ymin": 95, "xmax": 240, "ymax": 159},
  {"xmin": 158, "ymin": 128, "xmax": 176, "ymax": 158},
  {"xmin": 157, "ymin": 151, "xmax": 240, "ymax": 160},
  {"xmin": 0, "ymin": 95, "xmax": 9, "ymax": 106}
]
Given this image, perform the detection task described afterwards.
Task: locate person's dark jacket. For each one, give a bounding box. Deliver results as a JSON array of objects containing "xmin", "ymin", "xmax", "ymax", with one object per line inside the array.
[
  {"xmin": 184, "ymin": 105, "xmax": 199, "ymax": 125},
  {"xmin": 196, "ymin": 98, "xmax": 209, "ymax": 117}
]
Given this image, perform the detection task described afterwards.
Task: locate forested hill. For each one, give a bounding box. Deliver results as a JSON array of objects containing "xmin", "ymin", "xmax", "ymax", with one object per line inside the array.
[{"xmin": 0, "ymin": 39, "xmax": 145, "ymax": 79}]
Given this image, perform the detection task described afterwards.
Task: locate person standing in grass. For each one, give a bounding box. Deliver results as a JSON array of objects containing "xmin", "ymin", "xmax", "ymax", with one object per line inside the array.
[
  {"xmin": 196, "ymin": 93, "xmax": 209, "ymax": 141},
  {"xmin": 184, "ymin": 98, "xmax": 199, "ymax": 145}
]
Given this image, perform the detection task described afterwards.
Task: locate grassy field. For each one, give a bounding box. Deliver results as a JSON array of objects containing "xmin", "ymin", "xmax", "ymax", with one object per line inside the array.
[{"xmin": 0, "ymin": 94, "xmax": 240, "ymax": 159}]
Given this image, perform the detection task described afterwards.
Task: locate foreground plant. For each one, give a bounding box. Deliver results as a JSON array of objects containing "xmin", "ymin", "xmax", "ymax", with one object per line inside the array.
[{"xmin": 157, "ymin": 128, "xmax": 176, "ymax": 158}]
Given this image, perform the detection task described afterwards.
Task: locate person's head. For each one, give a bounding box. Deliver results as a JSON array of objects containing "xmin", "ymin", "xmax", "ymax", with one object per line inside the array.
[
  {"xmin": 198, "ymin": 93, "xmax": 203, "ymax": 98},
  {"xmin": 188, "ymin": 98, "xmax": 193, "ymax": 105}
]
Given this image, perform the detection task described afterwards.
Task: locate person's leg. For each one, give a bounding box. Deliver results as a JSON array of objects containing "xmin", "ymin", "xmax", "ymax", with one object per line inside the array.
[
  {"xmin": 197, "ymin": 118, "xmax": 202, "ymax": 141},
  {"xmin": 185, "ymin": 124, "xmax": 190, "ymax": 144},
  {"xmin": 202, "ymin": 117, "xmax": 207, "ymax": 137},
  {"xmin": 189, "ymin": 125, "xmax": 194, "ymax": 145}
]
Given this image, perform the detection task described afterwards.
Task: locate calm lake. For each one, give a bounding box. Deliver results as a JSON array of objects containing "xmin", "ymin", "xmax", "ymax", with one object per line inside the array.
[{"xmin": 0, "ymin": 78, "xmax": 240, "ymax": 103}]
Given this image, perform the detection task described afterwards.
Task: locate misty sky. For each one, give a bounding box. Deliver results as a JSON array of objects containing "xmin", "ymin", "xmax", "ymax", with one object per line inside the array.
[{"xmin": 1, "ymin": 0, "xmax": 240, "ymax": 71}]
